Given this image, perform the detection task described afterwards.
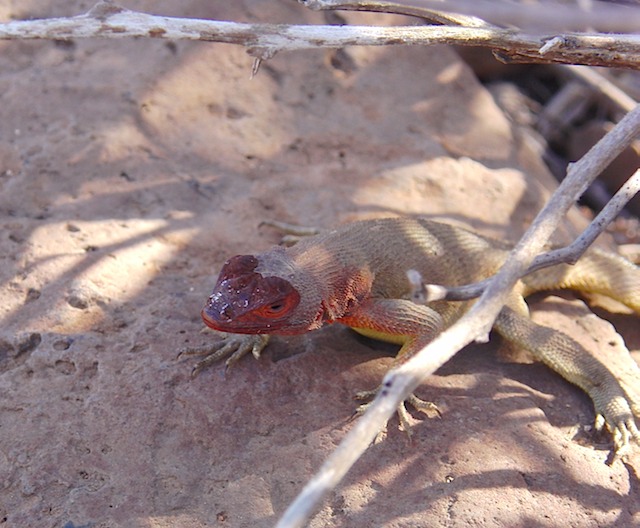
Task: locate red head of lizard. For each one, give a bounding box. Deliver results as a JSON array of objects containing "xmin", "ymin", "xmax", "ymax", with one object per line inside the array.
[{"xmin": 201, "ymin": 254, "xmax": 302, "ymax": 334}]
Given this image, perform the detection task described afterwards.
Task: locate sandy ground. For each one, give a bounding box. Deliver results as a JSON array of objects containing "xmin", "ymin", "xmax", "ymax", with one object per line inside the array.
[{"xmin": 1, "ymin": 2, "xmax": 639, "ymax": 527}]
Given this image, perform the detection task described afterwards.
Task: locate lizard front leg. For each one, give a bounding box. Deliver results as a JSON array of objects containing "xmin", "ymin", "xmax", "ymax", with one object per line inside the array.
[{"xmin": 338, "ymin": 298, "xmax": 445, "ymax": 433}]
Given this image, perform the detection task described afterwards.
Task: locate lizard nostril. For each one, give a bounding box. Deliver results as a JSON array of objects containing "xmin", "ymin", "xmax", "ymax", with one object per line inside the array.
[
  {"xmin": 221, "ymin": 305, "xmax": 233, "ymax": 320},
  {"xmin": 201, "ymin": 305, "xmax": 231, "ymax": 328}
]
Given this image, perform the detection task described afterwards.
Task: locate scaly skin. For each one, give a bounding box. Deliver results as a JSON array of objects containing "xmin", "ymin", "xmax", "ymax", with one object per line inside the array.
[{"xmin": 188, "ymin": 217, "xmax": 640, "ymax": 458}]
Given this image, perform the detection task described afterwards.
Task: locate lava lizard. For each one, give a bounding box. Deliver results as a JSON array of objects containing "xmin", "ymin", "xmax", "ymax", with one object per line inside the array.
[{"xmin": 183, "ymin": 217, "xmax": 640, "ymax": 457}]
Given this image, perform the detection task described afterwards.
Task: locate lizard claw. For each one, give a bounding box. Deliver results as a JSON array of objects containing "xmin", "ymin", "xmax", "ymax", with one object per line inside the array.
[
  {"xmin": 591, "ymin": 392, "xmax": 640, "ymax": 463},
  {"xmin": 354, "ymin": 388, "xmax": 441, "ymax": 438},
  {"xmin": 177, "ymin": 333, "xmax": 270, "ymax": 377}
]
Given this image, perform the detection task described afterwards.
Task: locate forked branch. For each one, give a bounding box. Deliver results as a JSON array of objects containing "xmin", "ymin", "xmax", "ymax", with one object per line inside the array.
[{"xmin": 422, "ymin": 170, "xmax": 640, "ymax": 303}]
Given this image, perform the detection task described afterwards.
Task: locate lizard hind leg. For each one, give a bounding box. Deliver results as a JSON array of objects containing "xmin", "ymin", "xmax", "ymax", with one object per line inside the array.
[{"xmin": 494, "ymin": 304, "xmax": 640, "ymax": 460}]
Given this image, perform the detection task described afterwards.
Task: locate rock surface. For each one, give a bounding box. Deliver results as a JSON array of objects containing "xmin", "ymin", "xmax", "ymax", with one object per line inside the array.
[{"xmin": 0, "ymin": 2, "xmax": 638, "ymax": 527}]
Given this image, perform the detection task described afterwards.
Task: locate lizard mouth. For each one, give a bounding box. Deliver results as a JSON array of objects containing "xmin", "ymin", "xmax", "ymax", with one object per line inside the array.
[
  {"xmin": 201, "ymin": 307, "xmax": 222, "ymax": 330},
  {"xmin": 200, "ymin": 304, "xmax": 283, "ymax": 334}
]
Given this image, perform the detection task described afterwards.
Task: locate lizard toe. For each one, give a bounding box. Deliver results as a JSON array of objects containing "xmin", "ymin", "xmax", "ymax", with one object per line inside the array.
[
  {"xmin": 592, "ymin": 396, "xmax": 640, "ymax": 462},
  {"xmin": 354, "ymin": 387, "xmax": 440, "ymax": 437},
  {"xmin": 178, "ymin": 333, "xmax": 269, "ymax": 377},
  {"xmin": 610, "ymin": 418, "xmax": 640, "ymax": 462},
  {"xmin": 406, "ymin": 393, "xmax": 441, "ymax": 418}
]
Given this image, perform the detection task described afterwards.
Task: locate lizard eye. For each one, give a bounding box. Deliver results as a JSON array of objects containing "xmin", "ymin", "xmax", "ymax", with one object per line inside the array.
[
  {"xmin": 259, "ymin": 301, "xmax": 286, "ymax": 317},
  {"xmin": 254, "ymin": 295, "xmax": 297, "ymax": 319}
]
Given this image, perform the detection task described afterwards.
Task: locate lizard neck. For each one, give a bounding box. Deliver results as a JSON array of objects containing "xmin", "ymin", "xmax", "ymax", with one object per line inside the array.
[
  {"xmin": 287, "ymin": 243, "xmax": 375, "ymax": 327},
  {"xmin": 253, "ymin": 243, "xmax": 374, "ymax": 333}
]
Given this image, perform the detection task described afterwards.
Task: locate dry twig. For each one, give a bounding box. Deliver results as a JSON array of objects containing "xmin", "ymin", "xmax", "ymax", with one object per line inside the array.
[
  {"xmin": 562, "ymin": 65, "xmax": 638, "ymax": 114},
  {"xmin": 381, "ymin": 0, "xmax": 640, "ymax": 32},
  {"xmin": 298, "ymin": 0, "xmax": 494, "ymax": 27},
  {"xmin": 0, "ymin": 1, "xmax": 640, "ymax": 68}
]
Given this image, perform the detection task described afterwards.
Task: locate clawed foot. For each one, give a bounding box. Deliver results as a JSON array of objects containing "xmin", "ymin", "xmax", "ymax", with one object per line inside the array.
[
  {"xmin": 354, "ymin": 387, "xmax": 441, "ymax": 438},
  {"xmin": 177, "ymin": 333, "xmax": 270, "ymax": 377},
  {"xmin": 593, "ymin": 405, "xmax": 640, "ymax": 463}
]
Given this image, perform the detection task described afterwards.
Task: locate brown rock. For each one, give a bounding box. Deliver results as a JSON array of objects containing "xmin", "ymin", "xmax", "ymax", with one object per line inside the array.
[{"xmin": 0, "ymin": 2, "xmax": 638, "ymax": 527}]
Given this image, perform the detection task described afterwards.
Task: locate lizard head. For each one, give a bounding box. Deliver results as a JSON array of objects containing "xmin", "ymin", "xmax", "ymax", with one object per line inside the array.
[{"xmin": 201, "ymin": 253, "xmax": 302, "ymax": 334}]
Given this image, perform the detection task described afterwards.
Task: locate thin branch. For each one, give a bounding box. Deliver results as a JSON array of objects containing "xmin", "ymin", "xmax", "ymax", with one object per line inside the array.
[
  {"xmin": 298, "ymin": 0, "xmax": 494, "ymax": 27},
  {"xmin": 561, "ymin": 65, "xmax": 638, "ymax": 114},
  {"xmin": 275, "ymin": 105, "xmax": 640, "ymax": 528},
  {"xmin": 427, "ymin": 169, "xmax": 640, "ymax": 302},
  {"xmin": 376, "ymin": 0, "xmax": 640, "ymax": 32},
  {"xmin": 528, "ymin": 170, "xmax": 640, "ymax": 269},
  {"xmin": 1, "ymin": 2, "xmax": 640, "ymax": 68}
]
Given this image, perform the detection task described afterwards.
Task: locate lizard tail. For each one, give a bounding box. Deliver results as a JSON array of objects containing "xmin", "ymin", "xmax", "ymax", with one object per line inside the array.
[{"xmin": 522, "ymin": 248, "xmax": 640, "ymax": 314}]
